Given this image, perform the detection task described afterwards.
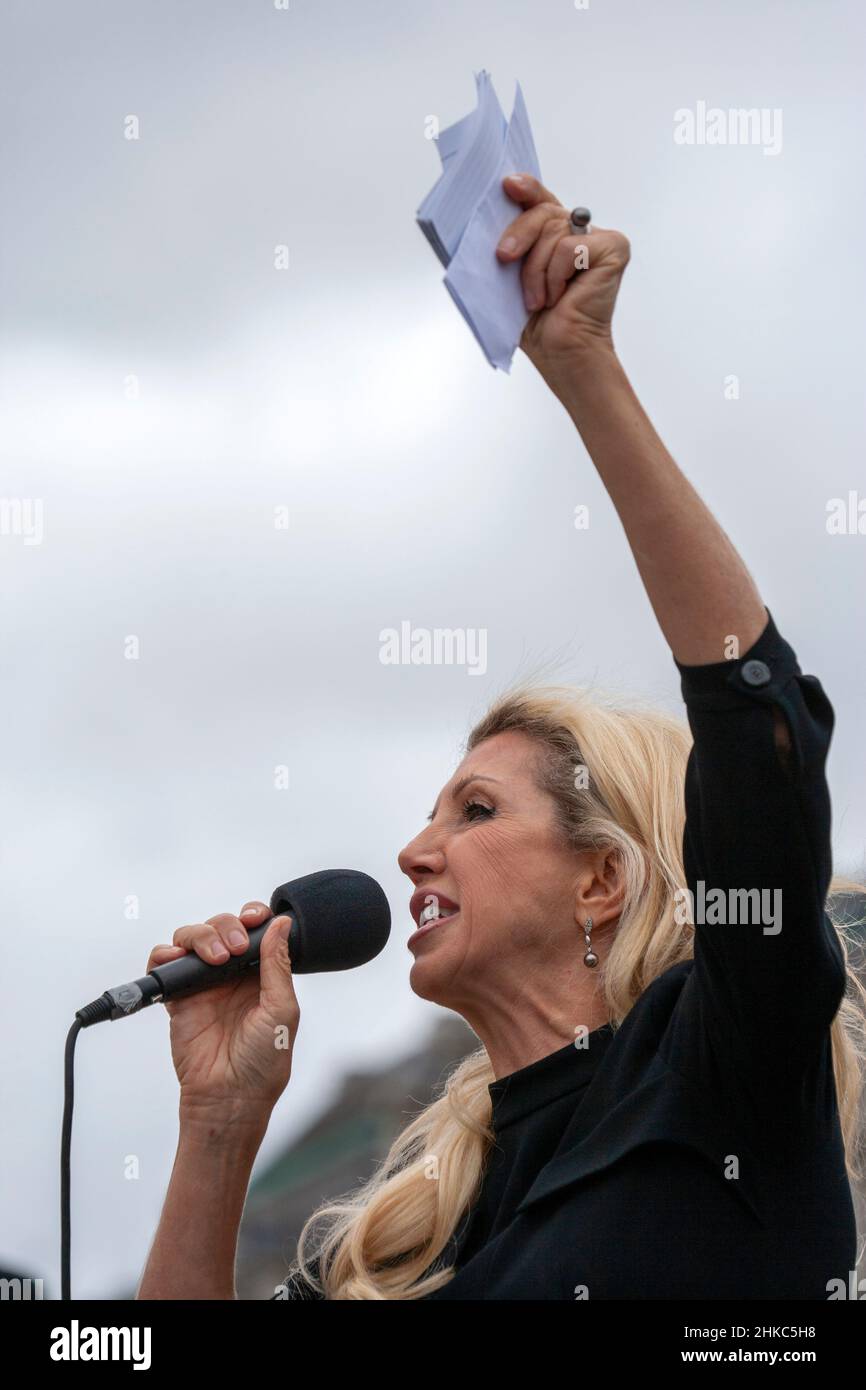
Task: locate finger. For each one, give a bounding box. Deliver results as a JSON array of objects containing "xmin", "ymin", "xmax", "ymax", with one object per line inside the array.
[
  {"xmin": 145, "ymin": 944, "xmax": 187, "ymax": 973},
  {"xmin": 172, "ymin": 922, "xmax": 235, "ymax": 964},
  {"xmin": 205, "ymin": 911, "xmax": 253, "ymax": 957},
  {"xmin": 239, "ymin": 901, "xmax": 271, "ymax": 923},
  {"xmin": 501, "ymin": 172, "xmax": 563, "ymax": 210},
  {"xmin": 496, "ymin": 203, "xmax": 566, "ymax": 264},
  {"xmin": 258, "ymin": 914, "xmax": 300, "ymax": 1019},
  {"xmin": 545, "ymin": 235, "xmax": 591, "ymax": 307},
  {"xmin": 521, "ymin": 220, "xmax": 571, "ymax": 311},
  {"xmin": 547, "ymin": 225, "xmax": 631, "ymax": 304}
]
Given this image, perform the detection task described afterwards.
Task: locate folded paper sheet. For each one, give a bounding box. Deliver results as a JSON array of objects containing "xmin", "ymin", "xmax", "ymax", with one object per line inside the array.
[{"xmin": 416, "ymin": 71, "xmax": 542, "ymax": 372}]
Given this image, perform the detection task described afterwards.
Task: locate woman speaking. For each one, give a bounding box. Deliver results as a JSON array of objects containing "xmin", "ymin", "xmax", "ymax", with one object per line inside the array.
[{"xmin": 136, "ymin": 172, "xmax": 864, "ymax": 1301}]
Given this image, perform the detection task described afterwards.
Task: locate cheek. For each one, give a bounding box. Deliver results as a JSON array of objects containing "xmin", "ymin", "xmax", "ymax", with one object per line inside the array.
[{"xmin": 455, "ymin": 824, "xmax": 561, "ymax": 928}]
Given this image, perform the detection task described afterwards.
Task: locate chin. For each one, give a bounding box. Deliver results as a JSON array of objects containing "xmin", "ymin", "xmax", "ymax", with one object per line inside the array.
[
  {"xmin": 408, "ymin": 943, "xmax": 459, "ymax": 1005},
  {"xmin": 409, "ymin": 956, "xmax": 443, "ymax": 1002},
  {"xmin": 408, "ymin": 967, "xmax": 440, "ymax": 1003}
]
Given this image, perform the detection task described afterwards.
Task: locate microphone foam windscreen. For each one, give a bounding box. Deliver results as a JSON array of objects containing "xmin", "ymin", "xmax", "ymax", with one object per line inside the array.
[{"xmin": 269, "ymin": 869, "xmax": 391, "ymax": 974}]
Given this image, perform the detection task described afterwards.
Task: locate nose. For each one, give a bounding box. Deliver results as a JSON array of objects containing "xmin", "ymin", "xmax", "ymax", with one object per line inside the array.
[{"xmin": 397, "ymin": 827, "xmax": 446, "ymax": 882}]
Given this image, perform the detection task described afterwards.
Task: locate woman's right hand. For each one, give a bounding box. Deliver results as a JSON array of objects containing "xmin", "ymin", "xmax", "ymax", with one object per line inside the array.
[
  {"xmin": 496, "ymin": 173, "xmax": 631, "ymax": 390},
  {"xmin": 145, "ymin": 902, "xmax": 300, "ymax": 1122}
]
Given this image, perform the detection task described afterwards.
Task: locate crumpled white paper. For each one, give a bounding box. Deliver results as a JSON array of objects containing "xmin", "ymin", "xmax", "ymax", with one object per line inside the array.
[{"xmin": 416, "ymin": 71, "xmax": 543, "ymax": 372}]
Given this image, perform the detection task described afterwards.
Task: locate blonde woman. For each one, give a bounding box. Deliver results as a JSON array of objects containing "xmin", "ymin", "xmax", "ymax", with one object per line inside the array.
[{"xmin": 137, "ymin": 173, "xmax": 865, "ymax": 1301}]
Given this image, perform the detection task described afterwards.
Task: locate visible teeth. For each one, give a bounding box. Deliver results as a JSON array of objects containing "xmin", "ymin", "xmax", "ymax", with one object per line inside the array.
[{"xmin": 419, "ymin": 902, "xmax": 455, "ymax": 926}]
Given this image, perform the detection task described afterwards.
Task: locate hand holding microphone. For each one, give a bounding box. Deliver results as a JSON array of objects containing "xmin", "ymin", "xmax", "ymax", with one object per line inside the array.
[
  {"xmin": 146, "ymin": 902, "xmax": 300, "ymax": 1122},
  {"xmin": 74, "ymin": 868, "xmax": 392, "ymax": 1122},
  {"xmin": 64, "ymin": 869, "xmax": 391, "ymax": 1300}
]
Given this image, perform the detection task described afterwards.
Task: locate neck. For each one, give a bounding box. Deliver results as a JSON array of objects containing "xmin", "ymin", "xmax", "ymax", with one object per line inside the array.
[{"xmin": 450, "ymin": 963, "xmax": 610, "ymax": 1079}]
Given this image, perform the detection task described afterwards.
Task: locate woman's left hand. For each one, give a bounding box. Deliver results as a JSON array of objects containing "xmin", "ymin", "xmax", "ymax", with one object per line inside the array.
[{"xmin": 496, "ymin": 173, "xmax": 631, "ymax": 390}]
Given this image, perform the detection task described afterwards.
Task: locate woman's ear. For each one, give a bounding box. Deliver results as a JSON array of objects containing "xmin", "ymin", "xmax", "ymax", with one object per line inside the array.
[{"xmin": 573, "ymin": 849, "xmax": 625, "ymax": 927}]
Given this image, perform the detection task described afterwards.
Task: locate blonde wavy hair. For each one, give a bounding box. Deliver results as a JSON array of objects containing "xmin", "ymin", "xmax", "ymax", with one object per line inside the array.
[{"xmin": 287, "ymin": 683, "xmax": 866, "ymax": 1300}]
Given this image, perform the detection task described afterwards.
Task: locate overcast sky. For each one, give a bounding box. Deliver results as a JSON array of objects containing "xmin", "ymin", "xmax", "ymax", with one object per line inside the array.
[{"xmin": 2, "ymin": 0, "xmax": 865, "ymax": 1298}]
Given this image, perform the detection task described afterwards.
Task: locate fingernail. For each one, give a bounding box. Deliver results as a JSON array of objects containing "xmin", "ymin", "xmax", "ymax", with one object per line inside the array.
[
  {"xmin": 525, "ymin": 292, "xmax": 542, "ymax": 311},
  {"xmin": 228, "ymin": 930, "xmax": 247, "ymax": 948},
  {"xmin": 211, "ymin": 942, "xmax": 230, "ymax": 961},
  {"xmin": 240, "ymin": 905, "xmax": 260, "ymax": 917},
  {"xmin": 278, "ymin": 915, "xmax": 292, "ymax": 939},
  {"xmin": 498, "ymin": 236, "xmax": 517, "ymax": 253},
  {"xmin": 508, "ymin": 174, "xmax": 526, "ymax": 185}
]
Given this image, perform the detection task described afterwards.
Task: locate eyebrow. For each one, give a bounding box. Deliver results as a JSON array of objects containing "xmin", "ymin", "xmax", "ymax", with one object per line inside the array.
[{"xmin": 427, "ymin": 774, "xmax": 501, "ymax": 821}]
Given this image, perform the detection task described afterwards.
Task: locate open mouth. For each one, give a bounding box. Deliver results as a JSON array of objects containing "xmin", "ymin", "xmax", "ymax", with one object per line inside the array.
[{"xmin": 411, "ymin": 902, "xmax": 460, "ymax": 940}]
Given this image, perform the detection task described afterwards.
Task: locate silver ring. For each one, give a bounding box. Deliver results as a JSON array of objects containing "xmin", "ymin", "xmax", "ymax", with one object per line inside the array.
[{"xmin": 570, "ymin": 206, "xmax": 592, "ymax": 235}]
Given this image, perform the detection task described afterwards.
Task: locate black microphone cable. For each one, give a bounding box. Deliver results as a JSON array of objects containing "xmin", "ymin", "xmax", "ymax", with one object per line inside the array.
[{"xmin": 61, "ymin": 1017, "xmax": 83, "ymax": 1302}]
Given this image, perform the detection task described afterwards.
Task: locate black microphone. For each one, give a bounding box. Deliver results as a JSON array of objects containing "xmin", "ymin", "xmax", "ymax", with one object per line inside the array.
[{"xmin": 74, "ymin": 869, "xmax": 391, "ymax": 1028}]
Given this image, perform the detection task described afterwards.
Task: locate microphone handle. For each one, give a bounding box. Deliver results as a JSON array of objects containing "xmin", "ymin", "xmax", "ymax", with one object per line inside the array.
[
  {"xmin": 77, "ymin": 918, "xmax": 290, "ymax": 1027},
  {"xmin": 74, "ymin": 869, "xmax": 392, "ymax": 1028},
  {"xmin": 149, "ymin": 919, "xmax": 276, "ymax": 1001}
]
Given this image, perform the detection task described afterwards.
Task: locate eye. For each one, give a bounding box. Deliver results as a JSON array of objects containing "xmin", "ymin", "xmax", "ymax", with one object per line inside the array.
[{"xmin": 425, "ymin": 796, "xmax": 497, "ymax": 824}]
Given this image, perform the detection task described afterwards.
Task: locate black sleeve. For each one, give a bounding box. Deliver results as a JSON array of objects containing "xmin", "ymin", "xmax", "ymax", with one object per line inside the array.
[{"xmin": 668, "ymin": 608, "xmax": 847, "ymax": 1108}]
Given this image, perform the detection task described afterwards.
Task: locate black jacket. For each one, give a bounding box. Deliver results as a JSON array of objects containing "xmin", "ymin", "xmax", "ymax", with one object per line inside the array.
[{"xmin": 274, "ymin": 611, "xmax": 857, "ymax": 1300}]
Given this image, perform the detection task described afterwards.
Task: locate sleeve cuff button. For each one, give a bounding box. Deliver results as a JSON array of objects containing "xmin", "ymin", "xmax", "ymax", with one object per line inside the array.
[{"xmin": 741, "ymin": 659, "xmax": 772, "ymax": 687}]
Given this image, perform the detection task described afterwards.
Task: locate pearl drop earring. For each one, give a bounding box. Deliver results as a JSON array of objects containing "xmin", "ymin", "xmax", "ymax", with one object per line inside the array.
[{"xmin": 583, "ymin": 916, "xmax": 598, "ymax": 969}]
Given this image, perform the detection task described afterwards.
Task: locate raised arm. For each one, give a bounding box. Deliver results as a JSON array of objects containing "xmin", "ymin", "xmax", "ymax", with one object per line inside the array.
[
  {"xmin": 496, "ymin": 175, "xmax": 847, "ymax": 1118},
  {"xmin": 496, "ymin": 173, "xmax": 767, "ymax": 667}
]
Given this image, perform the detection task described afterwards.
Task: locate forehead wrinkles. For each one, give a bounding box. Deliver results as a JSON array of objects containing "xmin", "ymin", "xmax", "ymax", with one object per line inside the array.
[{"xmin": 463, "ymin": 741, "xmax": 545, "ymax": 800}]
